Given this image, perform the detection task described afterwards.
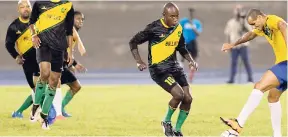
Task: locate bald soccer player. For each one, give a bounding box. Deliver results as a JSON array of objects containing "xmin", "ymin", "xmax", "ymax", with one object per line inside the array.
[{"xmin": 129, "ymin": 2, "xmax": 198, "ymax": 137}]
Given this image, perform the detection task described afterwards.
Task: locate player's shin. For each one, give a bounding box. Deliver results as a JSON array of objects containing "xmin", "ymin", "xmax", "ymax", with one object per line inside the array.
[
  {"xmin": 16, "ymin": 95, "xmax": 33, "ymax": 113},
  {"xmin": 175, "ymin": 109, "xmax": 189, "ymax": 132},
  {"xmin": 32, "ymin": 81, "xmax": 47, "ymax": 115},
  {"xmin": 164, "ymin": 105, "xmax": 176, "ymax": 122},
  {"xmin": 176, "ymin": 96, "xmax": 192, "ymax": 132},
  {"xmin": 269, "ymin": 101, "xmax": 282, "ymax": 137},
  {"xmin": 237, "ymin": 89, "xmax": 264, "ymax": 127},
  {"xmin": 62, "ymin": 90, "xmax": 73, "ymax": 111},
  {"xmin": 41, "ymin": 85, "xmax": 56, "ymax": 119}
]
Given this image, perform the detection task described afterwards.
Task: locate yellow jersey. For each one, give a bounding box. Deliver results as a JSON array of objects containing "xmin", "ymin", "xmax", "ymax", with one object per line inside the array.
[{"xmin": 253, "ymin": 15, "xmax": 287, "ymax": 64}]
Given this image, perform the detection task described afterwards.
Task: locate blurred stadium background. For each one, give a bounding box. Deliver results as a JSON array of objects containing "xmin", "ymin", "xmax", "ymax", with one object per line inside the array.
[{"xmin": 0, "ymin": 1, "xmax": 286, "ymax": 85}]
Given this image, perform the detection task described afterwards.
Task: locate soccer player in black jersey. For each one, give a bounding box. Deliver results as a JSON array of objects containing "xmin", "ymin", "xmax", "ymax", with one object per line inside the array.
[
  {"xmin": 129, "ymin": 2, "xmax": 198, "ymax": 137},
  {"xmin": 5, "ymin": 0, "xmax": 40, "ymax": 118},
  {"xmin": 29, "ymin": 0, "xmax": 74, "ymax": 129}
]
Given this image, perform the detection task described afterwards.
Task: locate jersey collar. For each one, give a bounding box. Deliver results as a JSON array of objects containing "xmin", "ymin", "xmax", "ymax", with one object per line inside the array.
[
  {"xmin": 160, "ymin": 18, "xmax": 169, "ymax": 28},
  {"xmin": 18, "ymin": 17, "xmax": 29, "ymax": 23}
]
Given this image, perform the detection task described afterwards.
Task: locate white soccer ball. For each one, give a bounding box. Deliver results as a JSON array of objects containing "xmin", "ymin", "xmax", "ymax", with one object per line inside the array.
[{"xmin": 220, "ymin": 129, "xmax": 239, "ymax": 137}]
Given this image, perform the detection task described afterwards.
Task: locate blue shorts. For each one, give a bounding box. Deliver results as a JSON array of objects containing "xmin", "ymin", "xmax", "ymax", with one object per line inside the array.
[{"xmin": 269, "ymin": 61, "xmax": 287, "ymax": 91}]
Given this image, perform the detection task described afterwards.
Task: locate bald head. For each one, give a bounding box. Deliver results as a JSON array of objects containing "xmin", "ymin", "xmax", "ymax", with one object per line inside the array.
[
  {"xmin": 163, "ymin": 2, "xmax": 179, "ymax": 15},
  {"xmin": 162, "ymin": 2, "xmax": 179, "ymax": 27}
]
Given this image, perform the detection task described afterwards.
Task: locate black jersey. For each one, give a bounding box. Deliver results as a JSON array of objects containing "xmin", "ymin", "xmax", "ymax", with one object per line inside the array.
[
  {"xmin": 29, "ymin": 0, "xmax": 74, "ymax": 51},
  {"xmin": 129, "ymin": 18, "xmax": 189, "ymax": 73},
  {"xmin": 5, "ymin": 17, "xmax": 35, "ymax": 59}
]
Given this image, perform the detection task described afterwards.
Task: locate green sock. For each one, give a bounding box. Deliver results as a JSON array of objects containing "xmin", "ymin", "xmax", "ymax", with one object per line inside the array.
[
  {"xmin": 175, "ymin": 109, "xmax": 189, "ymax": 132},
  {"xmin": 16, "ymin": 95, "xmax": 33, "ymax": 113},
  {"xmin": 41, "ymin": 85, "xmax": 56, "ymax": 115},
  {"xmin": 164, "ymin": 105, "xmax": 176, "ymax": 122},
  {"xmin": 62, "ymin": 90, "xmax": 73, "ymax": 112},
  {"xmin": 34, "ymin": 81, "xmax": 47, "ymax": 105}
]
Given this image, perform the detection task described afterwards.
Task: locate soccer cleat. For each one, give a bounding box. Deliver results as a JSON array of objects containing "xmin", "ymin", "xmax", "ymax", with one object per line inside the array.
[
  {"xmin": 220, "ymin": 117, "xmax": 243, "ymax": 133},
  {"xmin": 62, "ymin": 110, "xmax": 72, "ymax": 117},
  {"xmin": 173, "ymin": 131, "xmax": 183, "ymax": 137},
  {"xmin": 12, "ymin": 111, "xmax": 23, "ymax": 118},
  {"xmin": 161, "ymin": 121, "xmax": 175, "ymax": 137},
  {"xmin": 41, "ymin": 118, "xmax": 50, "ymax": 130}
]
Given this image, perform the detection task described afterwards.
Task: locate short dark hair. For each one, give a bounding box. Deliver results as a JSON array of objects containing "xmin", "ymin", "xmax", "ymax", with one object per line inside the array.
[
  {"xmin": 246, "ymin": 9, "xmax": 264, "ymax": 20},
  {"xmin": 74, "ymin": 11, "xmax": 83, "ymax": 16}
]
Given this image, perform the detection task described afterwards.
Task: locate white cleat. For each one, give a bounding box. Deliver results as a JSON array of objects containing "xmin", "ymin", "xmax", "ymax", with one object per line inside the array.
[
  {"xmin": 41, "ymin": 120, "xmax": 50, "ymax": 130},
  {"xmin": 30, "ymin": 107, "xmax": 41, "ymax": 123}
]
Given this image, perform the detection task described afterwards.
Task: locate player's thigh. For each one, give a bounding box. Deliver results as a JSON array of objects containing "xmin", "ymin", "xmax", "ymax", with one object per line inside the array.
[
  {"xmin": 61, "ymin": 67, "xmax": 77, "ymax": 85},
  {"xmin": 172, "ymin": 70, "xmax": 192, "ymax": 100},
  {"xmin": 151, "ymin": 72, "xmax": 179, "ymax": 93},
  {"xmin": 256, "ymin": 70, "xmax": 281, "ymax": 92},
  {"xmin": 257, "ymin": 61, "xmax": 287, "ymax": 92},
  {"xmin": 36, "ymin": 45, "xmax": 51, "ymax": 71},
  {"xmin": 50, "ymin": 48, "xmax": 64, "ymax": 73},
  {"xmin": 268, "ymin": 88, "xmax": 283, "ymax": 103}
]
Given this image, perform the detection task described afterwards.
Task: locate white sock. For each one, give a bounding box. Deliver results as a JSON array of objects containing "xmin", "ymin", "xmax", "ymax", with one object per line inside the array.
[
  {"xmin": 237, "ymin": 89, "xmax": 264, "ymax": 127},
  {"xmin": 53, "ymin": 88, "xmax": 62, "ymax": 116},
  {"xmin": 269, "ymin": 101, "xmax": 282, "ymax": 137},
  {"xmin": 31, "ymin": 89, "xmax": 35, "ymax": 103}
]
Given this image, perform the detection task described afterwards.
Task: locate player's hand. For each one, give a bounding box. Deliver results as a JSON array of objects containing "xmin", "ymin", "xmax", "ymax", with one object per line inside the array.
[
  {"xmin": 32, "ymin": 35, "xmax": 41, "ymax": 49},
  {"xmin": 15, "ymin": 55, "xmax": 25, "ymax": 65},
  {"xmin": 75, "ymin": 63, "xmax": 87, "ymax": 73},
  {"xmin": 221, "ymin": 43, "xmax": 234, "ymax": 52},
  {"xmin": 136, "ymin": 61, "xmax": 147, "ymax": 71},
  {"xmin": 67, "ymin": 54, "xmax": 74, "ymax": 66},
  {"xmin": 189, "ymin": 61, "xmax": 198, "ymax": 71}
]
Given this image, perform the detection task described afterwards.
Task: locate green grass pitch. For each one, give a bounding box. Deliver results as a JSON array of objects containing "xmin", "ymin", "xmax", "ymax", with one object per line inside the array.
[{"xmin": 0, "ymin": 84, "xmax": 286, "ymax": 136}]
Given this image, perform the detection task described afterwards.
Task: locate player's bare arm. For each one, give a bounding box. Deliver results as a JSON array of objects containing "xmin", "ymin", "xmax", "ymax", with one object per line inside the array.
[
  {"xmin": 278, "ymin": 20, "xmax": 287, "ymax": 46},
  {"xmin": 73, "ymin": 27, "xmax": 86, "ymax": 56},
  {"xmin": 222, "ymin": 31, "xmax": 257, "ymax": 52},
  {"xmin": 129, "ymin": 25, "xmax": 151, "ymax": 71},
  {"xmin": 66, "ymin": 7, "xmax": 75, "ymax": 66},
  {"xmin": 5, "ymin": 25, "xmax": 25, "ymax": 65},
  {"xmin": 177, "ymin": 34, "xmax": 198, "ymax": 70}
]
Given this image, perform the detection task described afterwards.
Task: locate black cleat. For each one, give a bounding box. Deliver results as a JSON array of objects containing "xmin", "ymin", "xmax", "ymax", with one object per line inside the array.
[
  {"xmin": 173, "ymin": 131, "xmax": 183, "ymax": 137},
  {"xmin": 161, "ymin": 121, "xmax": 175, "ymax": 137}
]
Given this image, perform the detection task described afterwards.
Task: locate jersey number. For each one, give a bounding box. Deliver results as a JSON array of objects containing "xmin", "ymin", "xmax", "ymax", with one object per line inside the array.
[{"xmin": 164, "ymin": 76, "xmax": 176, "ymax": 86}]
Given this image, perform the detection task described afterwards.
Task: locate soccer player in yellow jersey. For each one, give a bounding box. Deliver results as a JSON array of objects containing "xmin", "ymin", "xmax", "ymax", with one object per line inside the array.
[{"xmin": 220, "ymin": 9, "xmax": 287, "ymax": 137}]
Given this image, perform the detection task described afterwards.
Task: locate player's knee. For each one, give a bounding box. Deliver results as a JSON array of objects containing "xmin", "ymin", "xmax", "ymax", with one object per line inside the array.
[
  {"xmin": 254, "ymin": 82, "xmax": 268, "ymax": 92},
  {"xmin": 40, "ymin": 70, "xmax": 50, "ymax": 81},
  {"xmin": 267, "ymin": 93, "xmax": 280, "ymax": 103},
  {"xmin": 172, "ymin": 88, "xmax": 184, "ymax": 101},
  {"xmin": 72, "ymin": 84, "xmax": 81, "ymax": 93},
  {"xmin": 184, "ymin": 95, "xmax": 193, "ymax": 104}
]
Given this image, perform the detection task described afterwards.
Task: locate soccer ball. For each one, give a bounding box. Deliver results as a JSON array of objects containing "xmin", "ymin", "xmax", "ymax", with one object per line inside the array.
[{"xmin": 221, "ymin": 129, "xmax": 239, "ymax": 137}]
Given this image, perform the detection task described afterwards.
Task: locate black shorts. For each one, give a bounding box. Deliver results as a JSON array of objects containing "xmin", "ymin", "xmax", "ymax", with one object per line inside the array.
[
  {"xmin": 61, "ymin": 62, "xmax": 77, "ymax": 85},
  {"xmin": 36, "ymin": 44, "xmax": 64, "ymax": 73},
  {"xmin": 186, "ymin": 40, "xmax": 198, "ymax": 60},
  {"xmin": 22, "ymin": 49, "xmax": 40, "ymax": 89},
  {"xmin": 150, "ymin": 69, "xmax": 188, "ymax": 92}
]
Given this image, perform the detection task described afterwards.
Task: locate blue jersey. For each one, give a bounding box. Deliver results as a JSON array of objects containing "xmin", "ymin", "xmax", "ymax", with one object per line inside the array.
[{"xmin": 179, "ymin": 17, "xmax": 202, "ymax": 43}]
